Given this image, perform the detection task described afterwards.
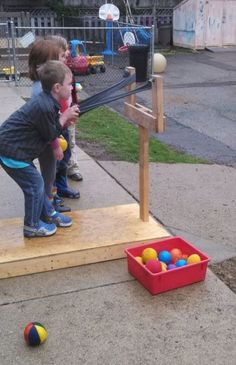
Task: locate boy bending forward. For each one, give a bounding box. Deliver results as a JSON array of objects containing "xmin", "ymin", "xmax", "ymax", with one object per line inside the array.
[{"xmin": 0, "ymin": 61, "xmax": 79, "ymax": 238}]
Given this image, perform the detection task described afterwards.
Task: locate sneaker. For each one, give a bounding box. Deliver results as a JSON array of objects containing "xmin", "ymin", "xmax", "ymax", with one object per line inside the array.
[
  {"xmin": 57, "ymin": 188, "xmax": 80, "ymax": 199},
  {"xmin": 53, "ymin": 196, "xmax": 71, "ymax": 213},
  {"xmin": 68, "ymin": 173, "xmax": 83, "ymax": 182},
  {"xmin": 50, "ymin": 211, "xmax": 72, "ymax": 227},
  {"xmin": 54, "ymin": 194, "xmax": 64, "ymax": 205},
  {"xmin": 24, "ymin": 220, "xmax": 57, "ymax": 238},
  {"xmin": 55, "ymin": 204, "xmax": 71, "ymax": 213}
]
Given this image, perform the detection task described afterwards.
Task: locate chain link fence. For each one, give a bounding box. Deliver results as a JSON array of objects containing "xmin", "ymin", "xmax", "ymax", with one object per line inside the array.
[
  {"xmin": 0, "ymin": 22, "xmax": 19, "ymax": 83},
  {"xmin": 1, "ymin": 22, "xmax": 153, "ymax": 96}
]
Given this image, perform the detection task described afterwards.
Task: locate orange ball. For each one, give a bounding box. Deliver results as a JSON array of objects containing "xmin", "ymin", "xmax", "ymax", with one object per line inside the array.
[{"xmin": 170, "ymin": 248, "xmax": 182, "ymax": 263}]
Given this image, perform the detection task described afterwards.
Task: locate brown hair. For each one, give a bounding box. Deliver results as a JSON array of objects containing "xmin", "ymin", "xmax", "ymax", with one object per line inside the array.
[
  {"xmin": 38, "ymin": 60, "xmax": 72, "ymax": 93},
  {"xmin": 28, "ymin": 39, "xmax": 60, "ymax": 81},
  {"xmin": 44, "ymin": 35, "xmax": 68, "ymax": 51}
]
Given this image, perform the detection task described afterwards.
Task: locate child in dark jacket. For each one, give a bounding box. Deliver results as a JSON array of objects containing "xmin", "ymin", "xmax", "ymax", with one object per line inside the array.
[{"xmin": 0, "ymin": 61, "xmax": 79, "ymax": 237}]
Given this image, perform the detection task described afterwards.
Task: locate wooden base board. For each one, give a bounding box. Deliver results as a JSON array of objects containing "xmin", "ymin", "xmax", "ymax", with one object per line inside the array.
[{"xmin": 0, "ymin": 203, "xmax": 170, "ymax": 279}]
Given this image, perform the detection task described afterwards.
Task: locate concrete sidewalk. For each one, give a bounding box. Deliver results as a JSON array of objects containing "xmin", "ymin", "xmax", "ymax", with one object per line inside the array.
[{"xmin": 0, "ymin": 84, "xmax": 235, "ymax": 365}]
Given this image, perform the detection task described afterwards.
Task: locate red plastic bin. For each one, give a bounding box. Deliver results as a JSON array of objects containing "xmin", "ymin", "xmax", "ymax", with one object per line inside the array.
[{"xmin": 125, "ymin": 236, "xmax": 210, "ymax": 295}]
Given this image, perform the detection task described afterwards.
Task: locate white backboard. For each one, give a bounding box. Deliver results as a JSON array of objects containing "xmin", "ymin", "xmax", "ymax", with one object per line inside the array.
[{"xmin": 99, "ymin": 3, "xmax": 120, "ymax": 21}]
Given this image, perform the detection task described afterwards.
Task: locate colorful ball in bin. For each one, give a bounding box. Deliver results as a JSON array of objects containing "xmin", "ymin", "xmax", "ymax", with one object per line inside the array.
[
  {"xmin": 167, "ymin": 263, "xmax": 176, "ymax": 270},
  {"xmin": 142, "ymin": 247, "xmax": 157, "ymax": 264},
  {"xmin": 24, "ymin": 322, "xmax": 47, "ymax": 346},
  {"xmin": 175, "ymin": 259, "xmax": 187, "ymax": 267},
  {"xmin": 187, "ymin": 254, "xmax": 201, "ymax": 265},
  {"xmin": 158, "ymin": 250, "xmax": 171, "ymax": 264},
  {"xmin": 160, "ymin": 262, "xmax": 167, "ymax": 271},
  {"xmin": 146, "ymin": 259, "xmax": 162, "ymax": 273},
  {"xmin": 170, "ymin": 248, "xmax": 182, "ymax": 263},
  {"xmin": 135, "ymin": 256, "xmax": 143, "ymax": 264}
]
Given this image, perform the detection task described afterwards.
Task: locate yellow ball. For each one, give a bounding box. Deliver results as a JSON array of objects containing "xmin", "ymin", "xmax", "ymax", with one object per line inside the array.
[
  {"xmin": 187, "ymin": 254, "xmax": 201, "ymax": 265},
  {"xmin": 153, "ymin": 53, "xmax": 167, "ymax": 73},
  {"xmin": 135, "ymin": 256, "xmax": 143, "ymax": 264},
  {"xmin": 142, "ymin": 247, "xmax": 157, "ymax": 264},
  {"xmin": 58, "ymin": 137, "xmax": 68, "ymax": 152}
]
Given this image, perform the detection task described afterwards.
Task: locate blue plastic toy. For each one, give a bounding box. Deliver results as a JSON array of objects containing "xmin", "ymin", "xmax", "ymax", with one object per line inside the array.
[{"xmin": 70, "ymin": 40, "xmax": 87, "ymax": 58}]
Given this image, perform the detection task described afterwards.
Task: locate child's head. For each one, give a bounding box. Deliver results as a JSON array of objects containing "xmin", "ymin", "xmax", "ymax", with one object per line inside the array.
[
  {"xmin": 29, "ymin": 39, "xmax": 60, "ymax": 81},
  {"xmin": 45, "ymin": 35, "xmax": 69, "ymax": 63},
  {"xmin": 38, "ymin": 60, "xmax": 73, "ymax": 101}
]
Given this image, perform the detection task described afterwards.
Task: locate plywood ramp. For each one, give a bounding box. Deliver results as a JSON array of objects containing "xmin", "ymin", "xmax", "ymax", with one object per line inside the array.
[{"xmin": 0, "ymin": 203, "xmax": 170, "ymax": 279}]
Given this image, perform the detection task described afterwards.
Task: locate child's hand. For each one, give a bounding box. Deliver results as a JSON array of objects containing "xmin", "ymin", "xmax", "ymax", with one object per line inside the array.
[
  {"xmin": 60, "ymin": 105, "xmax": 79, "ymax": 128},
  {"xmin": 53, "ymin": 146, "xmax": 64, "ymax": 161}
]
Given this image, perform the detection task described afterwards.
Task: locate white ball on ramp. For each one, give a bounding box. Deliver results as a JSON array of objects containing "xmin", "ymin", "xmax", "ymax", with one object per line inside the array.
[{"xmin": 153, "ymin": 53, "xmax": 167, "ymax": 73}]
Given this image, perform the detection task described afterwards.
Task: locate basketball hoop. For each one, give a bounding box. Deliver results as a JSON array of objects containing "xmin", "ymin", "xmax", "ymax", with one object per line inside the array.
[
  {"xmin": 99, "ymin": 4, "xmax": 120, "ymax": 21},
  {"xmin": 99, "ymin": 3, "xmax": 120, "ymax": 56},
  {"xmin": 118, "ymin": 45, "xmax": 129, "ymax": 52}
]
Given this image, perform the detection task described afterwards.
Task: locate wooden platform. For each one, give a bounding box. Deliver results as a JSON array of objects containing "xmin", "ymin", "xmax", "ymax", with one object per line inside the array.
[{"xmin": 0, "ymin": 204, "xmax": 170, "ymax": 279}]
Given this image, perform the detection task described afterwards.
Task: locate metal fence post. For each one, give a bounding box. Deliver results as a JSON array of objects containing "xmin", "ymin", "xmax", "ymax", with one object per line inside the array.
[
  {"xmin": 10, "ymin": 21, "xmax": 18, "ymax": 86},
  {"xmin": 6, "ymin": 24, "xmax": 12, "ymax": 79},
  {"xmin": 151, "ymin": 24, "xmax": 155, "ymax": 75}
]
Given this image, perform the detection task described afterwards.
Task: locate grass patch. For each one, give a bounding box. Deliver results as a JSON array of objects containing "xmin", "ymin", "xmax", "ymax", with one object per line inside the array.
[{"xmin": 78, "ymin": 106, "xmax": 206, "ymax": 164}]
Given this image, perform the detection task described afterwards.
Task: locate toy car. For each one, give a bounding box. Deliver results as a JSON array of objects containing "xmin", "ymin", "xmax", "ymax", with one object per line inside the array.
[
  {"xmin": 87, "ymin": 55, "xmax": 106, "ymax": 74},
  {"xmin": 66, "ymin": 55, "xmax": 89, "ymax": 75},
  {"xmin": 1, "ymin": 66, "xmax": 20, "ymax": 81},
  {"xmin": 68, "ymin": 39, "xmax": 106, "ymax": 75}
]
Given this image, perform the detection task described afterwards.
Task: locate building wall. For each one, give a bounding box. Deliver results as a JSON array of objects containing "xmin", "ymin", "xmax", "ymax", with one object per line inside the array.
[{"xmin": 173, "ymin": 0, "xmax": 236, "ymax": 49}]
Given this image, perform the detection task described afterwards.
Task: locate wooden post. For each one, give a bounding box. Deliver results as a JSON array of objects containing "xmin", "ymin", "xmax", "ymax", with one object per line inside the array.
[
  {"xmin": 125, "ymin": 67, "xmax": 149, "ymax": 222},
  {"xmin": 124, "ymin": 67, "xmax": 136, "ymax": 109},
  {"xmin": 139, "ymin": 126, "xmax": 149, "ymax": 221},
  {"xmin": 152, "ymin": 75, "xmax": 165, "ymax": 133},
  {"xmin": 124, "ymin": 69, "xmax": 165, "ymax": 222}
]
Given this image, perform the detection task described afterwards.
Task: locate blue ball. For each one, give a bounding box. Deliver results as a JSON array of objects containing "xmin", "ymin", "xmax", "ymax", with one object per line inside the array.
[
  {"xmin": 175, "ymin": 259, "xmax": 187, "ymax": 267},
  {"xmin": 158, "ymin": 250, "xmax": 171, "ymax": 264}
]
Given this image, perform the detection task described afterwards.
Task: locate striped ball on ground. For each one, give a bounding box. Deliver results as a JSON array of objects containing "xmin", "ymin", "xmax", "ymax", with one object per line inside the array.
[{"xmin": 24, "ymin": 322, "xmax": 47, "ymax": 346}]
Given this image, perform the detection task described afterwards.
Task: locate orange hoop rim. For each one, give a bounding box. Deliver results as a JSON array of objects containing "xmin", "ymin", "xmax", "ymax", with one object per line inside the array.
[{"xmin": 118, "ymin": 45, "xmax": 129, "ymax": 53}]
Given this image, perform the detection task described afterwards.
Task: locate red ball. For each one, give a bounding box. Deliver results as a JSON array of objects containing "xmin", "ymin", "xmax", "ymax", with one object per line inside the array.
[{"xmin": 145, "ymin": 259, "xmax": 162, "ymax": 273}]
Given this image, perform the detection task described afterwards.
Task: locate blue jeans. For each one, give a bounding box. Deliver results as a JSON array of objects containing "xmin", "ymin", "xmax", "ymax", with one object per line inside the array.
[{"xmin": 0, "ymin": 161, "xmax": 54, "ymax": 227}]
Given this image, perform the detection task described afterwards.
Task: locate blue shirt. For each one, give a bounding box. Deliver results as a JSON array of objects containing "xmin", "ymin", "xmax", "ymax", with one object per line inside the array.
[{"xmin": 0, "ymin": 157, "xmax": 29, "ymax": 168}]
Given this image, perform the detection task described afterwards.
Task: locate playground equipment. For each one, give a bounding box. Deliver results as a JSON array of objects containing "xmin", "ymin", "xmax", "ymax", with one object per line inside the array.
[
  {"xmin": 0, "ymin": 66, "xmax": 20, "ymax": 81},
  {"xmin": 67, "ymin": 39, "xmax": 106, "ymax": 75},
  {"xmin": 117, "ymin": 0, "xmax": 151, "ymax": 53},
  {"xmin": 99, "ymin": 3, "xmax": 120, "ymax": 56},
  {"xmin": 87, "ymin": 55, "xmax": 106, "ymax": 74},
  {"xmin": 122, "ymin": 0, "xmax": 151, "ymax": 45}
]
